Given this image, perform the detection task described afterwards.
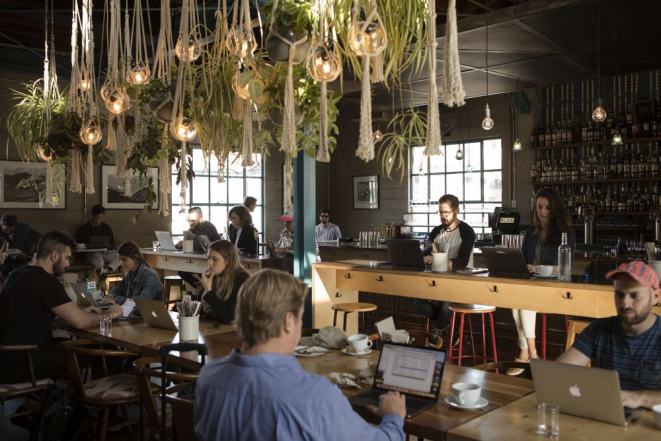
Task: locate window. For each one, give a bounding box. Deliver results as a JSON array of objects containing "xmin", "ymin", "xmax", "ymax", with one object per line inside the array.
[
  {"xmin": 171, "ymin": 148, "xmax": 265, "ymax": 241},
  {"xmin": 409, "ymin": 139, "xmax": 502, "ymax": 235}
]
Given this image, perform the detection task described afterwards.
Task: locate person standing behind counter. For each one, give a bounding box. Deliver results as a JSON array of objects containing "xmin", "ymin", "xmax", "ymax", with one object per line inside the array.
[
  {"xmin": 315, "ymin": 209, "xmax": 342, "ymax": 242},
  {"xmin": 200, "ymin": 240, "xmax": 250, "ymax": 323},
  {"xmin": 511, "ymin": 187, "xmax": 575, "ymax": 366},
  {"xmin": 228, "ymin": 205, "xmax": 258, "ymax": 256},
  {"xmin": 106, "ymin": 242, "xmax": 162, "ymax": 305}
]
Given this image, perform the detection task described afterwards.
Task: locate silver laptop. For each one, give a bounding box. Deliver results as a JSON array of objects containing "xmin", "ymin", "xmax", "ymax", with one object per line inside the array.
[
  {"xmin": 88, "ymin": 236, "xmax": 110, "ymax": 249},
  {"xmin": 134, "ymin": 298, "xmax": 179, "ymax": 331},
  {"xmin": 71, "ymin": 282, "xmax": 111, "ymax": 309},
  {"xmin": 530, "ymin": 359, "xmax": 642, "ymax": 426},
  {"xmin": 155, "ymin": 231, "xmax": 179, "ymax": 251},
  {"xmin": 197, "ymin": 234, "xmax": 211, "ymax": 253}
]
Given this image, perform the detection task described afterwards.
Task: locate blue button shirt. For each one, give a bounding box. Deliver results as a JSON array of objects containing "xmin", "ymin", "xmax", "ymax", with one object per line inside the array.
[{"xmin": 195, "ymin": 349, "xmax": 405, "ymax": 441}]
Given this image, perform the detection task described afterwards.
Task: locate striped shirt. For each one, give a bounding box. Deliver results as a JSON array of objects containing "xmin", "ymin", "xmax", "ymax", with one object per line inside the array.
[{"xmin": 572, "ymin": 315, "xmax": 661, "ymax": 391}]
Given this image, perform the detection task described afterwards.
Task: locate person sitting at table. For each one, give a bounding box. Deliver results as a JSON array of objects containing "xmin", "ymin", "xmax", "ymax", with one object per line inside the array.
[
  {"xmin": 75, "ymin": 204, "xmax": 120, "ymax": 275},
  {"xmin": 408, "ymin": 194, "xmax": 475, "ymax": 339},
  {"xmin": 194, "ymin": 269, "xmax": 406, "ymax": 440},
  {"xmin": 176, "ymin": 207, "xmax": 221, "ymax": 289},
  {"xmin": 228, "ymin": 205, "xmax": 258, "ymax": 256},
  {"xmin": 106, "ymin": 242, "xmax": 162, "ymax": 305},
  {"xmin": 266, "ymin": 208, "xmax": 294, "ymax": 256},
  {"xmin": 512, "ymin": 187, "xmax": 575, "ymax": 365},
  {"xmin": 0, "ymin": 231, "xmax": 123, "ymax": 384},
  {"xmin": 0, "ymin": 214, "xmax": 41, "ymax": 275},
  {"xmin": 558, "ymin": 261, "xmax": 661, "ymax": 409},
  {"xmin": 199, "ymin": 240, "xmax": 250, "ymax": 323},
  {"xmin": 315, "ymin": 209, "xmax": 342, "ymax": 242},
  {"xmin": 243, "ymin": 196, "xmax": 257, "ymax": 213}
]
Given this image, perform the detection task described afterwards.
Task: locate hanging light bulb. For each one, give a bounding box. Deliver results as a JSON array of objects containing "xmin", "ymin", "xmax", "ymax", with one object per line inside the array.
[
  {"xmin": 232, "ymin": 72, "xmax": 251, "ymax": 100},
  {"xmin": 105, "ymin": 88, "xmax": 130, "ymax": 115},
  {"xmin": 348, "ymin": 20, "xmax": 388, "ymax": 57},
  {"xmin": 127, "ymin": 62, "xmax": 150, "ymax": 85},
  {"xmin": 612, "ymin": 131, "xmax": 623, "ymax": 146},
  {"xmin": 306, "ymin": 43, "xmax": 341, "ymax": 82},
  {"xmin": 79, "ymin": 77, "xmax": 91, "ymax": 91},
  {"xmin": 373, "ymin": 129, "xmax": 383, "ymax": 142},
  {"xmin": 37, "ymin": 143, "xmax": 52, "ymax": 162},
  {"xmin": 482, "ymin": 104, "xmax": 494, "ymax": 130},
  {"xmin": 99, "ymin": 80, "xmax": 111, "ymax": 103},
  {"xmin": 466, "ymin": 162, "xmax": 473, "ymax": 173},
  {"xmin": 79, "ymin": 120, "xmax": 102, "ymax": 145},
  {"xmin": 175, "ymin": 36, "xmax": 202, "ymax": 62},
  {"xmin": 513, "ymin": 138, "xmax": 523, "ymax": 152},
  {"xmin": 225, "ymin": 28, "xmax": 257, "ymax": 59},
  {"xmin": 592, "ymin": 103, "xmax": 607, "ymax": 122},
  {"xmin": 455, "ymin": 147, "xmax": 464, "ymax": 160},
  {"xmin": 170, "ymin": 117, "xmax": 198, "ymax": 142}
]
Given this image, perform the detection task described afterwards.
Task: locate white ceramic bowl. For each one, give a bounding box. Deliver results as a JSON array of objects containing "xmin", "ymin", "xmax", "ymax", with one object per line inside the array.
[
  {"xmin": 652, "ymin": 404, "xmax": 661, "ymax": 430},
  {"xmin": 535, "ymin": 265, "xmax": 554, "ymax": 277}
]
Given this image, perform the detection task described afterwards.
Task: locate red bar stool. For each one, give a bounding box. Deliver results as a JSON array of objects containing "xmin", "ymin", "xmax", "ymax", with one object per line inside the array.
[{"xmin": 446, "ymin": 304, "xmax": 498, "ymax": 366}]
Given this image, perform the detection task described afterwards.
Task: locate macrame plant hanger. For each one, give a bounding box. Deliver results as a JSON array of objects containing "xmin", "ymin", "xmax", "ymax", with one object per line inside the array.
[
  {"xmin": 440, "ymin": 0, "xmax": 466, "ymax": 108},
  {"xmin": 67, "ymin": 0, "xmax": 83, "ymax": 192},
  {"xmin": 239, "ymin": 0, "xmax": 255, "ymax": 168},
  {"xmin": 423, "ymin": 0, "xmax": 442, "ymax": 156},
  {"xmin": 152, "ymin": 0, "xmax": 174, "ymax": 216}
]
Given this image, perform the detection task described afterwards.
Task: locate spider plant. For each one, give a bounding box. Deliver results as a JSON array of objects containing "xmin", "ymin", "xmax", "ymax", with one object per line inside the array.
[{"xmin": 377, "ymin": 107, "xmax": 427, "ymax": 183}]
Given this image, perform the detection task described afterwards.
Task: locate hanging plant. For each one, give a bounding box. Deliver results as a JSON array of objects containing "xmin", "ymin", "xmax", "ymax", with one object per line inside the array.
[
  {"xmin": 377, "ymin": 107, "xmax": 426, "ymax": 183},
  {"xmin": 264, "ymin": 0, "xmax": 314, "ymax": 63}
]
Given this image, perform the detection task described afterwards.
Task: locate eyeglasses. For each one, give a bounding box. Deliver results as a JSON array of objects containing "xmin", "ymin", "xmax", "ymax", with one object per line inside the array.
[{"xmin": 439, "ymin": 210, "xmax": 456, "ymax": 216}]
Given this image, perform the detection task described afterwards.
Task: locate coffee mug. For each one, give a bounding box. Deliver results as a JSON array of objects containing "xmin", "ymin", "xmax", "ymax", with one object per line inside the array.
[
  {"xmin": 451, "ymin": 382, "xmax": 481, "ymax": 406},
  {"xmin": 182, "ymin": 240, "xmax": 194, "ymax": 253},
  {"xmin": 431, "ymin": 252, "xmax": 448, "ymax": 273},
  {"xmin": 535, "ymin": 265, "xmax": 554, "ymax": 277},
  {"xmin": 348, "ymin": 334, "xmax": 373, "ymax": 353},
  {"xmin": 652, "ymin": 404, "xmax": 661, "ymax": 430}
]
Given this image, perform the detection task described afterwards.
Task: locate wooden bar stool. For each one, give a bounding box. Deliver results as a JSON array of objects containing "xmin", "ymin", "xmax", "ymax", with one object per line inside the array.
[
  {"xmin": 540, "ymin": 313, "xmax": 569, "ymax": 359},
  {"xmin": 163, "ymin": 275, "xmax": 185, "ymax": 307},
  {"xmin": 332, "ymin": 302, "xmax": 377, "ymax": 334},
  {"xmin": 565, "ymin": 317, "xmax": 593, "ymax": 349},
  {"xmin": 447, "ymin": 304, "xmax": 498, "ymax": 366}
]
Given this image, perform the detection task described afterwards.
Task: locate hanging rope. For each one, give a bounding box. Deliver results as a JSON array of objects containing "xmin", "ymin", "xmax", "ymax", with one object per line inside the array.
[
  {"xmin": 283, "ymin": 153, "xmax": 293, "ymax": 210},
  {"xmin": 371, "ymin": 53, "xmax": 384, "ymax": 83},
  {"xmin": 356, "ymin": 55, "xmax": 374, "ymax": 162},
  {"xmin": 70, "ymin": 149, "xmax": 82, "ymax": 192},
  {"xmin": 317, "ymin": 81, "xmax": 330, "ymax": 162},
  {"xmin": 424, "ymin": 0, "xmax": 442, "ymax": 156},
  {"xmin": 152, "ymin": 0, "xmax": 174, "ymax": 83},
  {"xmin": 85, "ymin": 143, "xmax": 95, "ymax": 194},
  {"xmin": 440, "ymin": 0, "xmax": 465, "ymax": 107},
  {"xmin": 179, "ymin": 141, "xmax": 188, "ymax": 213},
  {"xmin": 241, "ymin": 99, "xmax": 255, "ymax": 167}
]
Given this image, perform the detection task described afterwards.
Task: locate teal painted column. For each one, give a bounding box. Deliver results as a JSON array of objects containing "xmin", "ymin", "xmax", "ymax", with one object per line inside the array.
[{"xmin": 293, "ymin": 152, "xmax": 315, "ymax": 327}]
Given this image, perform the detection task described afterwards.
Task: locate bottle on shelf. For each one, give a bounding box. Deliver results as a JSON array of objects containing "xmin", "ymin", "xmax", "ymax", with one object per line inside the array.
[
  {"xmin": 531, "ymin": 128, "xmax": 538, "ymax": 148},
  {"xmin": 558, "ymin": 232, "xmax": 572, "ymax": 281}
]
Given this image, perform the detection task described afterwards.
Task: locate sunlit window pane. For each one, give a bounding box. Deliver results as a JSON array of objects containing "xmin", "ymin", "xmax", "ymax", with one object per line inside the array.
[
  {"xmin": 429, "ymin": 175, "xmax": 445, "ymax": 201},
  {"xmin": 411, "ymin": 147, "xmax": 428, "ymax": 175},
  {"xmin": 446, "ymin": 144, "xmax": 464, "ymax": 172},
  {"xmin": 191, "ymin": 177, "xmax": 210, "ymax": 204},
  {"xmin": 484, "ymin": 139, "xmax": 502, "ymax": 170},
  {"xmin": 484, "ymin": 171, "xmax": 502, "ymax": 202},
  {"xmin": 465, "ymin": 142, "xmax": 481, "ymax": 171},
  {"xmin": 446, "ymin": 174, "xmax": 463, "ymax": 198},
  {"xmin": 464, "ymin": 173, "xmax": 481, "ymax": 201},
  {"xmin": 410, "ymin": 175, "xmax": 428, "ymax": 203}
]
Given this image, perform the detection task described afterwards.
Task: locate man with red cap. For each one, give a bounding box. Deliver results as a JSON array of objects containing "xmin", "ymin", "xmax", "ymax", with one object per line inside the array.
[
  {"xmin": 266, "ymin": 208, "xmax": 294, "ymax": 256},
  {"xmin": 558, "ymin": 261, "xmax": 661, "ymax": 409}
]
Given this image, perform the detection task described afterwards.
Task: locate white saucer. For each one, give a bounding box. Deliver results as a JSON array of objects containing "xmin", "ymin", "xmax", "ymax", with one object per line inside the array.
[
  {"xmin": 341, "ymin": 348, "xmax": 373, "ymax": 356},
  {"xmin": 445, "ymin": 396, "xmax": 489, "ymax": 409},
  {"xmin": 294, "ymin": 346, "xmax": 327, "ymax": 357},
  {"xmin": 533, "ymin": 273, "xmax": 556, "ymax": 279}
]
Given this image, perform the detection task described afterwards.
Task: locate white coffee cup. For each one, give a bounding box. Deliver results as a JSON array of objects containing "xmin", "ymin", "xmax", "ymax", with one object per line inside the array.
[
  {"xmin": 77, "ymin": 243, "xmax": 86, "ymax": 249},
  {"xmin": 179, "ymin": 315, "xmax": 199, "ymax": 341},
  {"xmin": 182, "ymin": 240, "xmax": 195, "ymax": 253},
  {"xmin": 451, "ymin": 382, "xmax": 481, "ymax": 406},
  {"xmin": 432, "ymin": 252, "xmax": 448, "ymax": 273},
  {"xmin": 348, "ymin": 334, "xmax": 373, "ymax": 353},
  {"xmin": 652, "ymin": 404, "xmax": 661, "ymax": 430},
  {"xmin": 535, "ymin": 265, "xmax": 554, "ymax": 277}
]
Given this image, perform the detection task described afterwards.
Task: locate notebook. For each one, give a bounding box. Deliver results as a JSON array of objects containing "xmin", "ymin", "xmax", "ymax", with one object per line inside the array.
[
  {"xmin": 155, "ymin": 231, "xmax": 179, "ymax": 251},
  {"xmin": 348, "ymin": 342, "xmax": 446, "ymax": 418}
]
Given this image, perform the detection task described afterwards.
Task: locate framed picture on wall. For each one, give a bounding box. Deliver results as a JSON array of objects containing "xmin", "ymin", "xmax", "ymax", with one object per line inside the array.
[
  {"xmin": 101, "ymin": 165, "xmax": 159, "ymax": 210},
  {"xmin": 0, "ymin": 160, "xmax": 66, "ymax": 209},
  {"xmin": 353, "ymin": 175, "xmax": 379, "ymax": 210}
]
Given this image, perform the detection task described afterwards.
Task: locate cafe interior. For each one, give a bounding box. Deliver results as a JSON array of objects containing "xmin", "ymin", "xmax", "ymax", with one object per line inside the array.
[{"xmin": 0, "ymin": 0, "xmax": 661, "ymax": 439}]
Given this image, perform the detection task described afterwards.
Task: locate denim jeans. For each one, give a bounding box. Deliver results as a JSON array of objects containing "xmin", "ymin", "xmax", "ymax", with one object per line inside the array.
[{"xmin": 408, "ymin": 298, "xmax": 452, "ymax": 330}]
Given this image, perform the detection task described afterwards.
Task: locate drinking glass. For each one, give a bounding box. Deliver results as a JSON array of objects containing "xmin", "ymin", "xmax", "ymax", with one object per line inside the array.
[
  {"xmin": 153, "ymin": 241, "xmax": 160, "ymax": 252},
  {"xmin": 537, "ymin": 403, "xmax": 559, "ymax": 437},
  {"xmin": 100, "ymin": 312, "xmax": 112, "ymax": 336}
]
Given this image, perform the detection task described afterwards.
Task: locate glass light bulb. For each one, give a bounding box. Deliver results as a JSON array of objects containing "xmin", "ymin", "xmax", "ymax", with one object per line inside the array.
[
  {"xmin": 373, "ymin": 129, "xmax": 383, "ymax": 142},
  {"xmin": 170, "ymin": 117, "xmax": 198, "ymax": 142},
  {"xmin": 482, "ymin": 104, "xmax": 494, "ymax": 130},
  {"xmin": 79, "ymin": 120, "xmax": 102, "ymax": 145},
  {"xmin": 466, "ymin": 163, "xmax": 473, "ymax": 173},
  {"xmin": 612, "ymin": 131, "xmax": 623, "ymax": 146},
  {"xmin": 349, "ymin": 20, "xmax": 388, "ymax": 56},
  {"xmin": 455, "ymin": 148, "xmax": 464, "ymax": 160},
  {"xmin": 80, "ymin": 77, "xmax": 91, "ymax": 91},
  {"xmin": 513, "ymin": 138, "xmax": 522, "ymax": 152},
  {"xmin": 306, "ymin": 43, "xmax": 341, "ymax": 82},
  {"xmin": 592, "ymin": 106, "xmax": 607, "ymax": 122},
  {"xmin": 99, "ymin": 81, "xmax": 111, "ymax": 103},
  {"xmin": 232, "ymin": 73, "xmax": 251, "ymax": 100},
  {"xmin": 37, "ymin": 143, "xmax": 52, "ymax": 162},
  {"xmin": 175, "ymin": 36, "xmax": 202, "ymax": 62},
  {"xmin": 127, "ymin": 62, "xmax": 150, "ymax": 85},
  {"xmin": 105, "ymin": 88, "xmax": 130, "ymax": 115}
]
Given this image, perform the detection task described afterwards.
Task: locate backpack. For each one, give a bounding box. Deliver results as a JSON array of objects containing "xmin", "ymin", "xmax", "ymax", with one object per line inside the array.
[{"xmin": 38, "ymin": 383, "xmax": 76, "ymax": 441}]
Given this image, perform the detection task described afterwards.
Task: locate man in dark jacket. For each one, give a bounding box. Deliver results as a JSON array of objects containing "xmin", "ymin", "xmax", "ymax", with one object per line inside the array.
[
  {"xmin": 177, "ymin": 207, "xmax": 221, "ymax": 288},
  {"xmin": 75, "ymin": 204, "xmax": 119, "ymax": 274},
  {"xmin": 0, "ymin": 214, "xmax": 41, "ymax": 275}
]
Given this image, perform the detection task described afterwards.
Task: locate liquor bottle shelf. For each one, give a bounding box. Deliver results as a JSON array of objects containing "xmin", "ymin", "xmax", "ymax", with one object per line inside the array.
[
  {"xmin": 569, "ymin": 211, "xmax": 653, "ymax": 216},
  {"xmin": 531, "ymin": 176, "xmax": 661, "ymax": 186},
  {"xmin": 530, "ymin": 136, "xmax": 661, "ymax": 151}
]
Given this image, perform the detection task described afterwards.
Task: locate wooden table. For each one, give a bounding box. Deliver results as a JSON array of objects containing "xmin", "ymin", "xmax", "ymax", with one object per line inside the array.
[
  {"xmin": 447, "ymin": 393, "xmax": 661, "ymax": 441},
  {"xmin": 312, "ymin": 261, "xmax": 617, "ymax": 334}
]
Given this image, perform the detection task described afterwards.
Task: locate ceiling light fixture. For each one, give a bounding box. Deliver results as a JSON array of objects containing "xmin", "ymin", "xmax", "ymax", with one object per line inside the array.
[
  {"xmin": 592, "ymin": 5, "xmax": 606, "ymax": 123},
  {"xmin": 455, "ymin": 145, "xmax": 464, "ymax": 160},
  {"xmin": 513, "ymin": 78, "xmax": 522, "ymax": 152},
  {"xmin": 482, "ymin": 12, "xmax": 494, "ymax": 130}
]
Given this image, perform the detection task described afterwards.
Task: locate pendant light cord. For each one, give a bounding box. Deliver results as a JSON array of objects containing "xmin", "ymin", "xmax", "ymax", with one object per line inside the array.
[
  {"xmin": 597, "ymin": 3, "xmax": 601, "ymax": 101},
  {"xmin": 485, "ymin": 12, "xmax": 489, "ymax": 103}
]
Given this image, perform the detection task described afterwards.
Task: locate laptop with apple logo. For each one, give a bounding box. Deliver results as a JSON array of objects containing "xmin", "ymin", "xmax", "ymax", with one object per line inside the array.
[
  {"xmin": 134, "ymin": 298, "xmax": 179, "ymax": 331},
  {"xmin": 530, "ymin": 359, "xmax": 643, "ymax": 426}
]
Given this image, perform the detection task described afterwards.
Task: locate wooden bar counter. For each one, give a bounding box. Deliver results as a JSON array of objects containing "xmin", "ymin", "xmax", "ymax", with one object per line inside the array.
[
  {"xmin": 142, "ymin": 249, "xmax": 292, "ymax": 275},
  {"xmin": 312, "ymin": 261, "xmax": 616, "ymax": 334}
]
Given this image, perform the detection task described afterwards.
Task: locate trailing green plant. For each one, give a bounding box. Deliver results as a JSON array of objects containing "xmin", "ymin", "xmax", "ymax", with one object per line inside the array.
[
  {"xmin": 263, "ymin": 0, "xmax": 315, "ymax": 35},
  {"xmin": 377, "ymin": 107, "xmax": 427, "ymax": 183}
]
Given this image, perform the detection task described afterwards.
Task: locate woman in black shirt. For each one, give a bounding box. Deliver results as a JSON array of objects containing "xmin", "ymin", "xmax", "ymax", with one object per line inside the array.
[
  {"xmin": 200, "ymin": 240, "xmax": 250, "ymax": 323},
  {"xmin": 228, "ymin": 205, "xmax": 258, "ymax": 256}
]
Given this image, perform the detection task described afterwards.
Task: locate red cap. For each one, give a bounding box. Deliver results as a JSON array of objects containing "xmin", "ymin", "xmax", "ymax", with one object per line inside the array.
[
  {"xmin": 605, "ymin": 261, "xmax": 659, "ymax": 290},
  {"xmin": 278, "ymin": 208, "xmax": 294, "ymax": 222}
]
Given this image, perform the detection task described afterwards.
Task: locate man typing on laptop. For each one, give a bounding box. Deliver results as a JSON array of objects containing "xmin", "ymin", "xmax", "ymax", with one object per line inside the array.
[
  {"xmin": 75, "ymin": 204, "xmax": 120, "ymax": 275},
  {"xmin": 558, "ymin": 261, "xmax": 661, "ymax": 409}
]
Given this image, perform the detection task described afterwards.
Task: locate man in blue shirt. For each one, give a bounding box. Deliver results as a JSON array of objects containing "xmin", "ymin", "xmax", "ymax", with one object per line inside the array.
[
  {"xmin": 195, "ymin": 269, "xmax": 406, "ymax": 441},
  {"xmin": 558, "ymin": 261, "xmax": 661, "ymax": 409}
]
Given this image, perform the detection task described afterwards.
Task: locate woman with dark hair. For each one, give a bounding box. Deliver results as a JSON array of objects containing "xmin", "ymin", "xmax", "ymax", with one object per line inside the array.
[
  {"xmin": 228, "ymin": 205, "xmax": 258, "ymax": 256},
  {"xmin": 107, "ymin": 242, "xmax": 162, "ymax": 304},
  {"xmin": 200, "ymin": 240, "xmax": 250, "ymax": 323},
  {"xmin": 512, "ymin": 187, "xmax": 575, "ymax": 364}
]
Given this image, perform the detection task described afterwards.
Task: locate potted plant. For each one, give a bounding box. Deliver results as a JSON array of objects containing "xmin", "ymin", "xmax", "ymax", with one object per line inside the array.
[{"xmin": 264, "ymin": 0, "xmax": 313, "ymax": 63}]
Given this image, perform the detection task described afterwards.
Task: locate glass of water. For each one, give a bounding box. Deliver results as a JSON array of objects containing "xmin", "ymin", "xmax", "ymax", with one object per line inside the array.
[
  {"xmin": 537, "ymin": 403, "xmax": 559, "ymax": 437},
  {"xmin": 153, "ymin": 241, "xmax": 160, "ymax": 252},
  {"xmin": 100, "ymin": 312, "xmax": 112, "ymax": 336}
]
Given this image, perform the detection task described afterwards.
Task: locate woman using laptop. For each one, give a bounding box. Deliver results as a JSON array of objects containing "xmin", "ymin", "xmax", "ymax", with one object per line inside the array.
[
  {"xmin": 228, "ymin": 206, "xmax": 258, "ymax": 256},
  {"xmin": 106, "ymin": 242, "xmax": 162, "ymax": 304},
  {"xmin": 512, "ymin": 187, "xmax": 575, "ymax": 366},
  {"xmin": 200, "ymin": 240, "xmax": 250, "ymax": 323}
]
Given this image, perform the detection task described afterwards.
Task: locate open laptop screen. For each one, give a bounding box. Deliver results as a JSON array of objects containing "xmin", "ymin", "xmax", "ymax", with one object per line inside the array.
[{"xmin": 373, "ymin": 343, "xmax": 446, "ymax": 400}]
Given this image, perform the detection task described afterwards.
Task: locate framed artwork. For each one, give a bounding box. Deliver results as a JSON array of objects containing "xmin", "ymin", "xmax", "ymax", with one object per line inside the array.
[
  {"xmin": 0, "ymin": 160, "xmax": 66, "ymax": 209},
  {"xmin": 101, "ymin": 165, "xmax": 159, "ymax": 210},
  {"xmin": 353, "ymin": 175, "xmax": 379, "ymax": 210}
]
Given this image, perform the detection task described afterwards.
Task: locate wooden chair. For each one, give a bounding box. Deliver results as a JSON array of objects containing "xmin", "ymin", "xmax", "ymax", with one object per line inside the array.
[
  {"xmin": 103, "ymin": 272, "xmax": 124, "ymax": 294},
  {"xmin": 473, "ymin": 361, "xmax": 533, "ymax": 380},
  {"xmin": 0, "ymin": 345, "xmax": 53, "ymax": 440},
  {"xmin": 166, "ymin": 383, "xmax": 198, "ymax": 441},
  {"xmin": 133, "ymin": 357, "xmax": 199, "ymax": 441},
  {"xmin": 163, "ymin": 276, "xmax": 185, "ymax": 307},
  {"xmin": 332, "ymin": 302, "xmax": 377, "ymax": 334},
  {"xmin": 565, "ymin": 317, "xmax": 593, "ymax": 349},
  {"xmin": 63, "ymin": 339, "xmax": 141, "ymax": 441}
]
